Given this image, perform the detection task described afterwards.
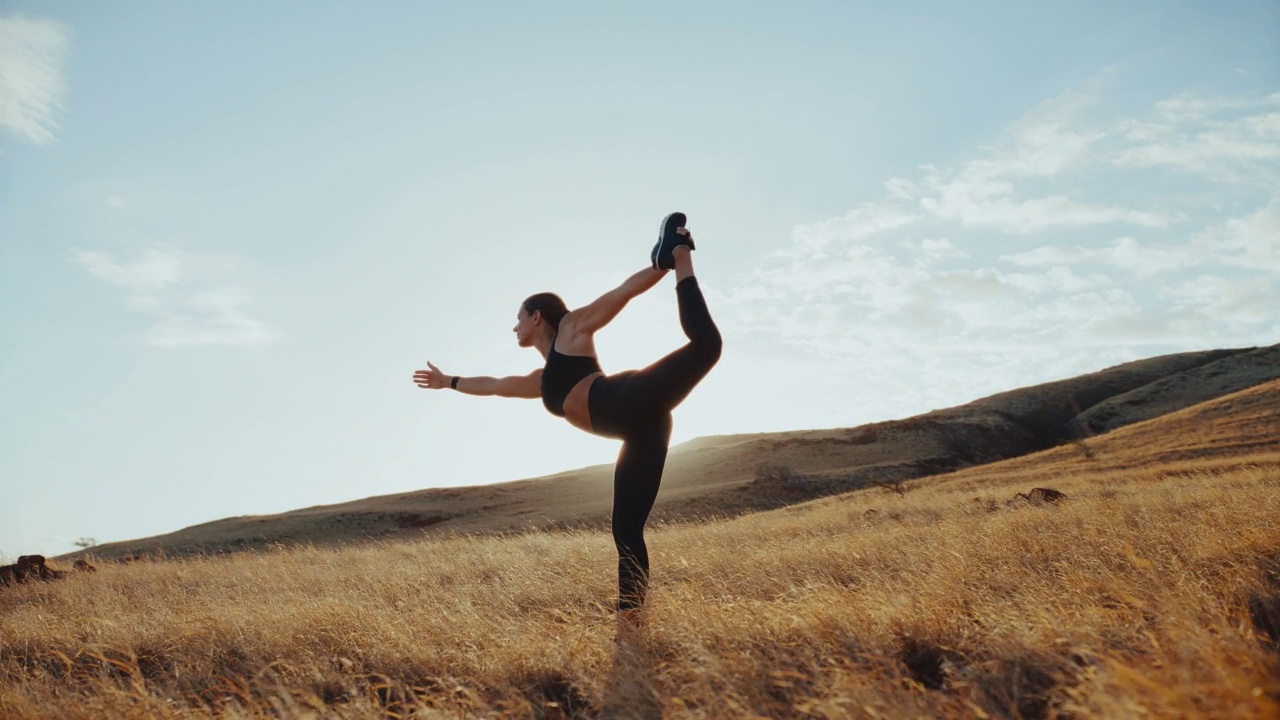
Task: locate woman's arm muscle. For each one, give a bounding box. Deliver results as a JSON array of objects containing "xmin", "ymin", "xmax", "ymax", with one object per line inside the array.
[
  {"xmin": 454, "ymin": 370, "xmax": 542, "ymax": 398},
  {"xmin": 414, "ymin": 364, "xmax": 541, "ymax": 399},
  {"xmin": 571, "ymin": 266, "xmax": 666, "ymax": 334}
]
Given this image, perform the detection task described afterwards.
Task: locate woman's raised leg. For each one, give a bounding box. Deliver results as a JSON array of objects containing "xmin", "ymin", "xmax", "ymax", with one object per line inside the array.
[{"xmin": 626, "ymin": 247, "xmax": 722, "ymax": 414}]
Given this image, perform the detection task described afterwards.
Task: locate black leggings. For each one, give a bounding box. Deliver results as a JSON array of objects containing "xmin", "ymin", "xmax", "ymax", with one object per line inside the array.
[{"xmin": 587, "ymin": 276, "xmax": 722, "ymax": 611}]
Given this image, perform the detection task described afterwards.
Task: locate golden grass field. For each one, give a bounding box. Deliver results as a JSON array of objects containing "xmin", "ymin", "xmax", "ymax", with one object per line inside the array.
[
  {"xmin": 4, "ymin": 455, "xmax": 1279, "ymax": 718},
  {"xmin": 6, "ymin": 374, "xmax": 1280, "ymax": 718}
]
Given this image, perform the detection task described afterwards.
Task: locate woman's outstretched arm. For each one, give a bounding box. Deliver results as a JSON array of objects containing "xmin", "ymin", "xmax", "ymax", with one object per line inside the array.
[
  {"xmin": 413, "ymin": 362, "xmax": 542, "ymax": 398},
  {"xmin": 569, "ymin": 265, "xmax": 667, "ymax": 334}
]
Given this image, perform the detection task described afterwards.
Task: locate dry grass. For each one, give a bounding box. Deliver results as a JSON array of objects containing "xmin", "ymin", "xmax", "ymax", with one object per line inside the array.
[{"xmin": 4, "ymin": 464, "xmax": 1280, "ymax": 719}]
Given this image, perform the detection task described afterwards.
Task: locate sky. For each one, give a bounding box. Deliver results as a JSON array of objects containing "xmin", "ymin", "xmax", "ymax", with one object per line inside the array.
[{"xmin": 1, "ymin": 1, "xmax": 1277, "ymax": 559}]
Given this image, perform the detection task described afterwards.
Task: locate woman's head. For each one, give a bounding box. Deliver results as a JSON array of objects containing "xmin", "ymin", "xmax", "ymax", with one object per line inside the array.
[{"xmin": 513, "ymin": 292, "xmax": 568, "ymax": 347}]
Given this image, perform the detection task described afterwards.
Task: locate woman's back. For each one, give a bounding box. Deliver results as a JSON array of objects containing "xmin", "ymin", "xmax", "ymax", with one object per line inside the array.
[{"xmin": 541, "ymin": 332, "xmax": 602, "ymax": 417}]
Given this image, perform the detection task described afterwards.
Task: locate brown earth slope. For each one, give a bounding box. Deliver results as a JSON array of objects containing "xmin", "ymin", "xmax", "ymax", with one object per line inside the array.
[
  {"xmin": 929, "ymin": 376, "xmax": 1280, "ymax": 496},
  {"xmin": 65, "ymin": 343, "xmax": 1280, "ymax": 561},
  {"xmin": 1075, "ymin": 343, "xmax": 1280, "ymax": 434}
]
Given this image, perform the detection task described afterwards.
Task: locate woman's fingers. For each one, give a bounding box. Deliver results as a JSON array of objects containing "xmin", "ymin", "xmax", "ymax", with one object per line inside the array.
[{"xmin": 414, "ymin": 362, "xmax": 445, "ymax": 389}]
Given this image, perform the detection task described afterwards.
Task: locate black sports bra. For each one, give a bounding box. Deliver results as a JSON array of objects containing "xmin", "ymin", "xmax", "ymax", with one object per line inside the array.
[{"xmin": 541, "ymin": 333, "xmax": 602, "ymax": 417}]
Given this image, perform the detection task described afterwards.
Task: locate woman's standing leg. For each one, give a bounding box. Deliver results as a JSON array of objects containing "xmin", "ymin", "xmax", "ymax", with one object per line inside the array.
[{"xmin": 611, "ymin": 413, "xmax": 672, "ymax": 611}]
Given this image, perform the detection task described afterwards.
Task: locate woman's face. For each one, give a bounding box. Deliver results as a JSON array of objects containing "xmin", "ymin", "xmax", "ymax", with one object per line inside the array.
[{"xmin": 513, "ymin": 306, "xmax": 539, "ymax": 348}]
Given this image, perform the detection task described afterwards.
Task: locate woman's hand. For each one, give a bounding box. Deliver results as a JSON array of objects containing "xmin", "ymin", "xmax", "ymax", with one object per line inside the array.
[{"xmin": 413, "ymin": 361, "xmax": 450, "ymax": 390}]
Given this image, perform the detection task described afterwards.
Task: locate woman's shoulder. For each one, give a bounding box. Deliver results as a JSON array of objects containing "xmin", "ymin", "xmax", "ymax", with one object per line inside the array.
[
  {"xmin": 557, "ymin": 311, "xmax": 582, "ymax": 339},
  {"xmin": 554, "ymin": 314, "xmax": 597, "ymax": 356}
]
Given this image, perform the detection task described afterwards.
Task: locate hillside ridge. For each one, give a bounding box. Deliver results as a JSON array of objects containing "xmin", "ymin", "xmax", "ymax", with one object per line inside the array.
[{"xmin": 64, "ymin": 343, "xmax": 1279, "ymax": 560}]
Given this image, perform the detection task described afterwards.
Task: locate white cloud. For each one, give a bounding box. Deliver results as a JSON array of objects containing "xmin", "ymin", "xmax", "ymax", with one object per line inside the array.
[
  {"xmin": 788, "ymin": 202, "xmax": 919, "ymax": 254},
  {"xmin": 713, "ymin": 80, "xmax": 1279, "ymax": 422},
  {"xmin": 1000, "ymin": 203, "xmax": 1280, "ymax": 279},
  {"xmin": 1000, "ymin": 244, "xmax": 1090, "ymax": 267},
  {"xmin": 1151, "ymin": 93, "xmax": 1280, "ymax": 123},
  {"xmin": 918, "ymin": 189, "xmax": 1167, "ymax": 234},
  {"xmin": 1002, "ymin": 265, "xmax": 1112, "ymax": 295},
  {"xmin": 1113, "ymin": 94, "xmax": 1280, "ymax": 184},
  {"xmin": 147, "ymin": 288, "xmax": 270, "ymax": 348},
  {"xmin": 0, "ymin": 15, "xmax": 71, "ymax": 145},
  {"xmin": 1161, "ymin": 274, "xmax": 1278, "ymax": 338},
  {"xmin": 885, "ymin": 177, "xmax": 917, "ymax": 200},
  {"xmin": 913, "ymin": 83, "xmax": 1170, "ymax": 233},
  {"xmin": 1216, "ymin": 201, "xmax": 1280, "ymax": 270},
  {"xmin": 71, "ymin": 247, "xmax": 271, "ymax": 348},
  {"xmin": 901, "ymin": 237, "xmax": 967, "ymax": 267},
  {"xmin": 999, "ymin": 84, "xmax": 1107, "ymax": 177},
  {"xmin": 1001, "ymin": 235, "xmax": 1199, "ymax": 277},
  {"xmin": 70, "ymin": 246, "xmax": 183, "ymax": 291},
  {"xmin": 1104, "ymin": 236, "xmax": 1196, "ymax": 276}
]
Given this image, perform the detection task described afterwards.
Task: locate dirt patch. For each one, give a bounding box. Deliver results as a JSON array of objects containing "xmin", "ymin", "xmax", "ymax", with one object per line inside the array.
[
  {"xmin": 899, "ymin": 638, "xmax": 956, "ymax": 690},
  {"xmin": 519, "ymin": 669, "xmax": 590, "ymax": 719},
  {"xmin": 392, "ymin": 512, "xmax": 449, "ymax": 529},
  {"xmin": 1248, "ymin": 592, "xmax": 1280, "ymax": 652}
]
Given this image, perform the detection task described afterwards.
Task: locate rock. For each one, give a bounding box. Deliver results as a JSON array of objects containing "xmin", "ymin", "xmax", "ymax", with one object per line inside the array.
[
  {"xmin": 1248, "ymin": 592, "xmax": 1280, "ymax": 650},
  {"xmin": 0, "ymin": 555, "xmax": 67, "ymax": 586},
  {"xmin": 1027, "ymin": 487, "xmax": 1067, "ymax": 503},
  {"xmin": 1008, "ymin": 487, "xmax": 1068, "ymax": 506}
]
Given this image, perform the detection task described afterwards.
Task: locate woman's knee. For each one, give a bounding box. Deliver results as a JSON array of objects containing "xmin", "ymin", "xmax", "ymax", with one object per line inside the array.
[
  {"xmin": 612, "ymin": 522, "xmax": 643, "ymax": 549},
  {"xmin": 698, "ymin": 326, "xmax": 722, "ymax": 364}
]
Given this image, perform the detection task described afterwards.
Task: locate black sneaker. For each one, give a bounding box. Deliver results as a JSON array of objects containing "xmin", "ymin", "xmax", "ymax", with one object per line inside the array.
[{"xmin": 651, "ymin": 211, "xmax": 694, "ymax": 270}]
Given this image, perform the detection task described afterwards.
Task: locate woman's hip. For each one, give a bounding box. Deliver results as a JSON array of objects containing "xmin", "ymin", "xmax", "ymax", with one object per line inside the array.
[{"xmin": 588, "ymin": 372, "xmax": 667, "ymax": 440}]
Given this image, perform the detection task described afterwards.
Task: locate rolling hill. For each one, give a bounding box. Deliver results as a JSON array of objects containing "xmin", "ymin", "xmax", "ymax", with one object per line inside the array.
[{"xmin": 65, "ymin": 343, "xmax": 1280, "ymax": 561}]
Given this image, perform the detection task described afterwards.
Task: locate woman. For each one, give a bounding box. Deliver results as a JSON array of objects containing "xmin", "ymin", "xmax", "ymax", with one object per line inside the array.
[{"xmin": 412, "ymin": 212, "xmax": 722, "ymax": 619}]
